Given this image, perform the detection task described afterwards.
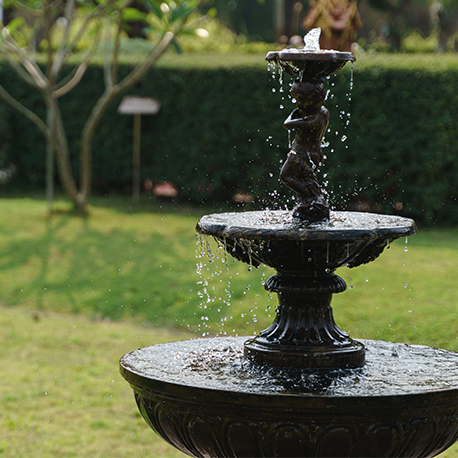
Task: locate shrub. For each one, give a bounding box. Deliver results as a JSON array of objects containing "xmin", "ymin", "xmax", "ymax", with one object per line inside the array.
[{"xmin": 1, "ymin": 52, "xmax": 458, "ymax": 226}]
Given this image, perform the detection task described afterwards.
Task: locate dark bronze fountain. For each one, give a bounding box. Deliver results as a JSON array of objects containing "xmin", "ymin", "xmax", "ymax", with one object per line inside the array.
[{"xmin": 120, "ymin": 31, "xmax": 458, "ymax": 458}]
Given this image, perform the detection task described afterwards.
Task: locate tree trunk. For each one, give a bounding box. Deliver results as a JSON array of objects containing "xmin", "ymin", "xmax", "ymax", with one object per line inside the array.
[
  {"xmin": 45, "ymin": 108, "xmax": 54, "ymax": 215},
  {"xmin": 437, "ymin": 10, "xmax": 458, "ymax": 52},
  {"xmin": 274, "ymin": 0, "xmax": 286, "ymax": 41},
  {"xmin": 48, "ymin": 96, "xmax": 88, "ymax": 213}
]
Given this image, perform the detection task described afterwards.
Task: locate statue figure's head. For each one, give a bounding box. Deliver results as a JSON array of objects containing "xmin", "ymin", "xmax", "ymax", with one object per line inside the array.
[{"xmin": 292, "ymin": 79, "xmax": 325, "ymax": 109}]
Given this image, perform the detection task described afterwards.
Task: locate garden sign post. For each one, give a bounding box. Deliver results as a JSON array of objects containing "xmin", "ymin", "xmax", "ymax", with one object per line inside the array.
[{"xmin": 118, "ymin": 96, "xmax": 161, "ymax": 201}]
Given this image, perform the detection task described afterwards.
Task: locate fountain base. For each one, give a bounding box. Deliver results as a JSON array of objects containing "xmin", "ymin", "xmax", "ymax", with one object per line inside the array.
[{"xmin": 120, "ymin": 337, "xmax": 458, "ymax": 458}]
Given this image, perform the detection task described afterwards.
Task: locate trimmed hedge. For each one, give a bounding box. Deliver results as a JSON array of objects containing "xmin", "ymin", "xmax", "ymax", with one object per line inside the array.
[{"xmin": 1, "ymin": 52, "xmax": 458, "ymax": 226}]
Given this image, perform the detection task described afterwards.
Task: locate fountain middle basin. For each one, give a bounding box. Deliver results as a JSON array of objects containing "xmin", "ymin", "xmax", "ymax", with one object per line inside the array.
[
  {"xmin": 196, "ymin": 210, "xmax": 415, "ymax": 369},
  {"xmin": 120, "ymin": 337, "xmax": 458, "ymax": 457}
]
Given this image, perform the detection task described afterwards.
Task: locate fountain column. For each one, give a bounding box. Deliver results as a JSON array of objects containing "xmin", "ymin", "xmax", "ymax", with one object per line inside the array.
[{"xmin": 244, "ymin": 269, "xmax": 365, "ymax": 368}]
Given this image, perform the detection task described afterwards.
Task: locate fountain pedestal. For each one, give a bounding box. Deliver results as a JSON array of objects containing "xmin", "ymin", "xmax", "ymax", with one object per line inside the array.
[{"xmin": 244, "ymin": 274, "xmax": 365, "ymax": 368}]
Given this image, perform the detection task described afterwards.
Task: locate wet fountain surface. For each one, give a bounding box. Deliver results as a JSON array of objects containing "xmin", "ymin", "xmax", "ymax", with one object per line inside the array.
[
  {"xmin": 121, "ymin": 337, "xmax": 458, "ymax": 397},
  {"xmin": 120, "ymin": 29, "xmax": 458, "ymax": 458},
  {"xmin": 120, "ymin": 337, "xmax": 458, "ymax": 458},
  {"xmin": 197, "ymin": 210, "xmax": 414, "ymax": 240}
]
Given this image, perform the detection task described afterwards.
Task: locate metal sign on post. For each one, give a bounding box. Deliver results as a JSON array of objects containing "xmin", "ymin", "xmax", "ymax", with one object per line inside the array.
[{"xmin": 118, "ymin": 96, "xmax": 161, "ymax": 201}]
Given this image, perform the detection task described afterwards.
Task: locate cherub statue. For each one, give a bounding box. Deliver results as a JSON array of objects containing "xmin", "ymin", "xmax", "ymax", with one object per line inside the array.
[{"xmin": 280, "ymin": 78, "xmax": 330, "ymax": 222}]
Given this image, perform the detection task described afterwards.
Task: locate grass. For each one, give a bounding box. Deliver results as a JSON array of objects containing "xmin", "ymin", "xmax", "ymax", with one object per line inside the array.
[
  {"xmin": 2, "ymin": 195, "xmax": 458, "ymax": 348},
  {"xmin": 0, "ymin": 302, "xmax": 189, "ymax": 458},
  {"xmin": 0, "ymin": 194, "xmax": 276, "ymax": 337},
  {"xmin": 1, "ymin": 194, "xmax": 458, "ymax": 457}
]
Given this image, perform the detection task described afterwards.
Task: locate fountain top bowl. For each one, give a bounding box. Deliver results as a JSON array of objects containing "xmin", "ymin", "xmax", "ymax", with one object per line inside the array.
[
  {"xmin": 266, "ymin": 49, "xmax": 355, "ymax": 78},
  {"xmin": 197, "ymin": 210, "xmax": 415, "ymax": 242},
  {"xmin": 197, "ymin": 210, "xmax": 416, "ymax": 273}
]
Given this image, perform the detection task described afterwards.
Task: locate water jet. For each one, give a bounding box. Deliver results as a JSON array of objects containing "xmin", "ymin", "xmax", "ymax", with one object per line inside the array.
[{"xmin": 120, "ymin": 30, "xmax": 458, "ymax": 457}]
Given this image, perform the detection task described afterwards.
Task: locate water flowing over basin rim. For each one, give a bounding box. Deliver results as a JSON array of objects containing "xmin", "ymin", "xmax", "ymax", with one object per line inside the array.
[
  {"xmin": 196, "ymin": 210, "xmax": 416, "ymax": 242},
  {"xmin": 266, "ymin": 50, "xmax": 356, "ymax": 63},
  {"xmin": 120, "ymin": 337, "xmax": 458, "ymax": 401}
]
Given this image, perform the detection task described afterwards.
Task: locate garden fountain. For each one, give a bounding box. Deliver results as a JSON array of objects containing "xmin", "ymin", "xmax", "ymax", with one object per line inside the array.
[{"xmin": 120, "ymin": 30, "xmax": 458, "ymax": 457}]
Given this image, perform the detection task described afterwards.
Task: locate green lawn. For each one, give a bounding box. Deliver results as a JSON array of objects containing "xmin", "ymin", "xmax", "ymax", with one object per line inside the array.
[
  {"xmin": 1, "ymin": 195, "xmax": 458, "ymax": 457},
  {"xmin": 0, "ymin": 302, "xmax": 189, "ymax": 457}
]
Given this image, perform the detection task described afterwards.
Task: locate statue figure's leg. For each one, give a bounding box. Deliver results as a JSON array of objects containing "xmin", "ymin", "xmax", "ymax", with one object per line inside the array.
[{"xmin": 280, "ymin": 153, "xmax": 329, "ymax": 222}]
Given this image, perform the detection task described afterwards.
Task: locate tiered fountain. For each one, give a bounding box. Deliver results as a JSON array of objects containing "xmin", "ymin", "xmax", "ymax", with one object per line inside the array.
[{"xmin": 120, "ymin": 30, "xmax": 458, "ymax": 458}]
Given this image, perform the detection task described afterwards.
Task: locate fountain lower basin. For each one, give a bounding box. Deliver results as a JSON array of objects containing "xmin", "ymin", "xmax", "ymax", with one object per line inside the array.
[{"xmin": 120, "ymin": 337, "xmax": 458, "ymax": 458}]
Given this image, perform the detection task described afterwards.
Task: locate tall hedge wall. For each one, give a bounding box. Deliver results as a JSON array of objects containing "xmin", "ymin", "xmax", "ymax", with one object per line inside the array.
[{"xmin": 1, "ymin": 53, "xmax": 457, "ymax": 226}]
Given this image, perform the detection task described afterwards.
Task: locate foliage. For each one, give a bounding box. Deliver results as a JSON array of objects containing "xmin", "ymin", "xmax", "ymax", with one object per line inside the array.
[
  {"xmin": 365, "ymin": 0, "xmax": 431, "ymax": 50},
  {"xmin": 326, "ymin": 52, "xmax": 458, "ymax": 226},
  {"xmin": 2, "ymin": 52, "xmax": 458, "ymax": 226},
  {"xmin": 0, "ymin": 0, "xmax": 200, "ymax": 214},
  {"xmin": 433, "ymin": 0, "xmax": 458, "ymax": 51},
  {"xmin": 401, "ymin": 30, "xmax": 440, "ymax": 53},
  {"xmin": 172, "ymin": 14, "xmax": 273, "ymax": 53},
  {"xmin": 199, "ymin": 0, "xmax": 276, "ymax": 43}
]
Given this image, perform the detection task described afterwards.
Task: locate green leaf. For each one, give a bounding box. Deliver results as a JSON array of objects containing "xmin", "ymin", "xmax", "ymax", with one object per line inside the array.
[
  {"xmin": 5, "ymin": 17, "xmax": 26, "ymax": 33},
  {"xmin": 207, "ymin": 7, "xmax": 217, "ymax": 18},
  {"xmin": 146, "ymin": 0, "xmax": 165, "ymax": 19},
  {"xmin": 171, "ymin": 1, "xmax": 198, "ymax": 23},
  {"xmin": 122, "ymin": 7, "xmax": 148, "ymax": 22}
]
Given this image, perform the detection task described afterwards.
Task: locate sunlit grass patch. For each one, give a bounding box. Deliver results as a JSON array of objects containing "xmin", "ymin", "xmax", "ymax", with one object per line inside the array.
[{"xmin": 0, "ymin": 302, "xmax": 189, "ymax": 457}]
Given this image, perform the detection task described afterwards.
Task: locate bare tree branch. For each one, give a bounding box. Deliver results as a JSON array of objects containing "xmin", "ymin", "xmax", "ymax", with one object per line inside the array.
[
  {"xmin": 53, "ymin": 0, "xmax": 76, "ymax": 63},
  {"xmin": 0, "ymin": 83, "xmax": 50, "ymax": 139},
  {"xmin": 103, "ymin": 21, "xmax": 113, "ymax": 88},
  {"xmin": 0, "ymin": 46, "xmax": 37, "ymax": 87},
  {"xmin": 117, "ymin": 31, "xmax": 174, "ymax": 93},
  {"xmin": 53, "ymin": 30, "xmax": 100, "ymax": 97},
  {"xmin": 80, "ymin": 30, "xmax": 175, "ymax": 198},
  {"xmin": 2, "ymin": 29, "xmax": 48, "ymax": 88},
  {"xmin": 53, "ymin": 62, "xmax": 88, "ymax": 98},
  {"xmin": 110, "ymin": 6, "xmax": 124, "ymax": 86},
  {"xmin": 51, "ymin": 0, "xmax": 114, "ymax": 77}
]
